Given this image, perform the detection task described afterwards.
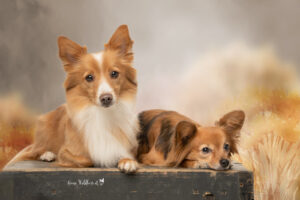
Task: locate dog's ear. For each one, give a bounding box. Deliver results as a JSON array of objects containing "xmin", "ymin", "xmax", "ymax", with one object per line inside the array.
[
  {"xmin": 168, "ymin": 121, "xmax": 196, "ymax": 167},
  {"xmin": 175, "ymin": 121, "xmax": 197, "ymax": 146},
  {"xmin": 216, "ymin": 110, "xmax": 245, "ymax": 154},
  {"xmin": 57, "ymin": 36, "xmax": 87, "ymax": 68},
  {"xmin": 216, "ymin": 110, "xmax": 245, "ymax": 137},
  {"xmin": 105, "ymin": 25, "xmax": 133, "ymax": 59}
]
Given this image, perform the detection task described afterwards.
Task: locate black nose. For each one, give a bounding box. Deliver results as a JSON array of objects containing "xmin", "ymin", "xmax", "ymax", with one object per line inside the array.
[
  {"xmin": 100, "ymin": 93, "xmax": 113, "ymax": 107},
  {"xmin": 220, "ymin": 159, "xmax": 229, "ymax": 168}
]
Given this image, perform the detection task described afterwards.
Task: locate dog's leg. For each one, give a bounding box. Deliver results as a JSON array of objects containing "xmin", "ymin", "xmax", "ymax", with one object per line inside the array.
[
  {"xmin": 57, "ymin": 147, "xmax": 93, "ymax": 168},
  {"xmin": 118, "ymin": 158, "xmax": 139, "ymax": 174}
]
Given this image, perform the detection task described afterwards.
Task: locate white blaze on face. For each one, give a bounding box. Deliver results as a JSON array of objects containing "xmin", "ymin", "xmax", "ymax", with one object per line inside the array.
[{"xmin": 92, "ymin": 52, "xmax": 116, "ymax": 105}]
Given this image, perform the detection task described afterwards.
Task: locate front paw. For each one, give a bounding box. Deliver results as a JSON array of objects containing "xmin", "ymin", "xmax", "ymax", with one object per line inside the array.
[
  {"xmin": 39, "ymin": 151, "xmax": 56, "ymax": 162},
  {"xmin": 118, "ymin": 158, "xmax": 138, "ymax": 174}
]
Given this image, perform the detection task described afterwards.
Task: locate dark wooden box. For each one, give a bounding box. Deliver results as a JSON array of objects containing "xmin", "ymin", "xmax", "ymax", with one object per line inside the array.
[{"xmin": 0, "ymin": 161, "xmax": 253, "ymax": 200}]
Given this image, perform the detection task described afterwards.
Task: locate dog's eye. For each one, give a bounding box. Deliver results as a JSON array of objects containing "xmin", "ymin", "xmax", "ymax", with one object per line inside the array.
[
  {"xmin": 224, "ymin": 144, "xmax": 230, "ymax": 151},
  {"xmin": 202, "ymin": 147, "xmax": 211, "ymax": 153},
  {"xmin": 85, "ymin": 74, "xmax": 94, "ymax": 82},
  {"xmin": 110, "ymin": 71, "xmax": 119, "ymax": 79}
]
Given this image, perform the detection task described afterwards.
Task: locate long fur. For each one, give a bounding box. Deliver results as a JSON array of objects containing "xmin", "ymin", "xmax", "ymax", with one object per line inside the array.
[
  {"xmin": 4, "ymin": 25, "xmax": 139, "ymax": 173},
  {"xmin": 74, "ymin": 100, "xmax": 138, "ymax": 167}
]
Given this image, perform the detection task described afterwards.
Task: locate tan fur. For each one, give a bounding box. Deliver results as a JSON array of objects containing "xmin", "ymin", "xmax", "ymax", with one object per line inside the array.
[
  {"xmin": 137, "ymin": 110, "xmax": 245, "ymax": 170},
  {"xmin": 5, "ymin": 25, "xmax": 138, "ymax": 172}
]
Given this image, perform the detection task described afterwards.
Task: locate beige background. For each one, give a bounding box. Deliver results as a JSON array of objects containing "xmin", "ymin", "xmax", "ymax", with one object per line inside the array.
[{"xmin": 1, "ymin": 0, "xmax": 300, "ymax": 112}]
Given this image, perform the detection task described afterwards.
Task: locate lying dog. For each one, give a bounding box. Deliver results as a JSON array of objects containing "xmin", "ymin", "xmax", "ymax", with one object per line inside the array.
[
  {"xmin": 137, "ymin": 109, "xmax": 245, "ymax": 170},
  {"xmin": 5, "ymin": 25, "xmax": 139, "ymax": 173}
]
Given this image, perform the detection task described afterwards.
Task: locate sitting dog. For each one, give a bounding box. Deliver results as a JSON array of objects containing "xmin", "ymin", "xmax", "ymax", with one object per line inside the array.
[
  {"xmin": 5, "ymin": 25, "xmax": 139, "ymax": 173},
  {"xmin": 137, "ymin": 109, "xmax": 245, "ymax": 170}
]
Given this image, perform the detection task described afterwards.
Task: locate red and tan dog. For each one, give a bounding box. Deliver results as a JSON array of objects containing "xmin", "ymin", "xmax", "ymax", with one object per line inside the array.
[
  {"xmin": 137, "ymin": 109, "xmax": 245, "ymax": 170},
  {"xmin": 5, "ymin": 25, "xmax": 139, "ymax": 173}
]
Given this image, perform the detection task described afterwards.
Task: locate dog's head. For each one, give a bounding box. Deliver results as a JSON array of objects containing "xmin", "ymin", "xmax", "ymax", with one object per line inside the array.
[
  {"xmin": 177, "ymin": 110, "xmax": 245, "ymax": 170},
  {"xmin": 57, "ymin": 25, "xmax": 137, "ymax": 113}
]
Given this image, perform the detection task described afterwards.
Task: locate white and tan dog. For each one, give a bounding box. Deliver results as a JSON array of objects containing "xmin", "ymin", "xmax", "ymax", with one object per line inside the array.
[{"xmin": 5, "ymin": 25, "xmax": 139, "ymax": 173}]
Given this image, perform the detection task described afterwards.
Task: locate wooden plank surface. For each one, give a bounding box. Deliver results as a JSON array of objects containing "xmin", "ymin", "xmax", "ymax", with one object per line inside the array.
[{"xmin": 0, "ymin": 161, "xmax": 254, "ymax": 200}]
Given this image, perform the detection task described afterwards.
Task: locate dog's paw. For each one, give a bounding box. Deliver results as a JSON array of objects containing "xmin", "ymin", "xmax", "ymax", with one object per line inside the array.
[
  {"xmin": 39, "ymin": 151, "xmax": 56, "ymax": 162},
  {"xmin": 118, "ymin": 158, "xmax": 138, "ymax": 174}
]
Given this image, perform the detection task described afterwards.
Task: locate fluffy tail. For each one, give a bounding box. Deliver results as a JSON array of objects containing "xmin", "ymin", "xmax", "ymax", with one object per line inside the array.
[{"xmin": 3, "ymin": 144, "xmax": 35, "ymax": 170}]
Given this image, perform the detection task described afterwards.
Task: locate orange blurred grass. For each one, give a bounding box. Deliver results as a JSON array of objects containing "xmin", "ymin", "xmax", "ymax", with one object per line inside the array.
[
  {"xmin": 228, "ymin": 89, "xmax": 300, "ymax": 200},
  {"xmin": 233, "ymin": 89, "xmax": 300, "ymax": 143},
  {"xmin": 0, "ymin": 94, "xmax": 36, "ymax": 170}
]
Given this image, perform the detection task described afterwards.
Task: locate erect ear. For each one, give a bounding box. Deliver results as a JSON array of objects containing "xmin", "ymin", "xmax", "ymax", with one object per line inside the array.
[
  {"xmin": 57, "ymin": 36, "xmax": 87, "ymax": 66},
  {"xmin": 105, "ymin": 25, "xmax": 133, "ymax": 56},
  {"xmin": 175, "ymin": 121, "xmax": 197, "ymax": 146},
  {"xmin": 216, "ymin": 110, "xmax": 245, "ymax": 137}
]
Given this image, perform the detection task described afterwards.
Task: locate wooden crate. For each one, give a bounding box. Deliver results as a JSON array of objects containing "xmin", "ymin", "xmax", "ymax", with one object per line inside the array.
[{"xmin": 0, "ymin": 161, "xmax": 253, "ymax": 200}]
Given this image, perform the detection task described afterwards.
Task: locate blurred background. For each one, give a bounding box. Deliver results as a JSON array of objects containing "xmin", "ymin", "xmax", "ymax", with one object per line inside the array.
[
  {"xmin": 1, "ymin": 0, "xmax": 300, "ymax": 113},
  {"xmin": 1, "ymin": 1, "xmax": 300, "ymax": 199}
]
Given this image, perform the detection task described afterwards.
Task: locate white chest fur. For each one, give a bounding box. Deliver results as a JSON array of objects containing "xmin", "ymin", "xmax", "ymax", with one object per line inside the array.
[{"xmin": 73, "ymin": 101, "xmax": 138, "ymax": 167}]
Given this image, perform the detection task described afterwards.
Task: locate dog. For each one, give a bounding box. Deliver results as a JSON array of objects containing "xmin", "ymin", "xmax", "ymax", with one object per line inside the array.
[
  {"xmin": 5, "ymin": 25, "xmax": 139, "ymax": 173},
  {"xmin": 137, "ymin": 109, "xmax": 245, "ymax": 170}
]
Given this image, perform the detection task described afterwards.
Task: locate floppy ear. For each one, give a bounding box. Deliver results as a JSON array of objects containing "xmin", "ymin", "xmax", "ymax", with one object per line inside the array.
[
  {"xmin": 167, "ymin": 121, "xmax": 197, "ymax": 167},
  {"xmin": 175, "ymin": 121, "xmax": 197, "ymax": 147},
  {"xmin": 105, "ymin": 25, "xmax": 133, "ymax": 57},
  {"xmin": 216, "ymin": 110, "xmax": 245, "ymax": 137},
  {"xmin": 57, "ymin": 36, "xmax": 87, "ymax": 67}
]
